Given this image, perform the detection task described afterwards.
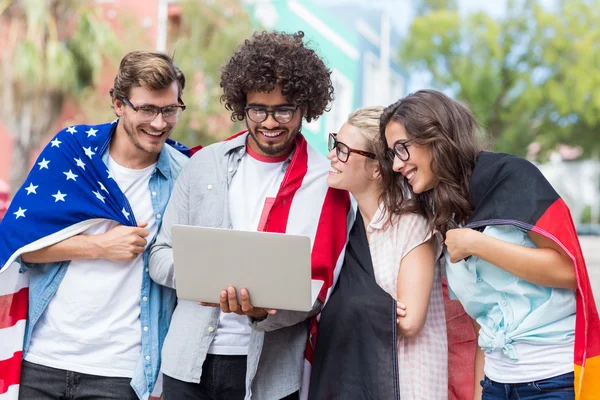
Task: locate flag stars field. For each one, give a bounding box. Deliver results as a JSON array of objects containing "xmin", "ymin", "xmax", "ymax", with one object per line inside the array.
[
  {"xmin": 64, "ymin": 170, "xmax": 78, "ymax": 181},
  {"xmin": 51, "ymin": 138, "xmax": 61, "ymax": 148},
  {"xmin": 13, "ymin": 207, "xmax": 26, "ymax": 219},
  {"xmin": 86, "ymin": 127, "xmax": 98, "ymax": 137},
  {"xmin": 74, "ymin": 158, "xmax": 86, "ymax": 170},
  {"xmin": 83, "ymin": 146, "xmax": 95, "ymax": 159},
  {"xmin": 52, "ymin": 190, "xmax": 67, "ymax": 202},
  {"xmin": 93, "ymin": 190, "xmax": 106, "ymax": 203},
  {"xmin": 25, "ymin": 183, "xmax": 38, "ymax": 195},
  {"xmin": 67, "ymin": 126, "xmax": 77, "ymax": 134},
  {"xmin": 37, "ymin": 158, "xmax": 50, "ymax": 170}
]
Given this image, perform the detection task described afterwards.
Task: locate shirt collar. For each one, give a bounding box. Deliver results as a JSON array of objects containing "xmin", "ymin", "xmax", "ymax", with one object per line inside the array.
[
  {"xmin": 367, "ymin": 203, "xmax": 388, "ymax": 232},
  {"xmin": 154, "ymin": 144, "xmax": 172, "ymax": 178},
  {"xmin": 101, "ymin": 133, "xmax": 173, "ymax": 178}
]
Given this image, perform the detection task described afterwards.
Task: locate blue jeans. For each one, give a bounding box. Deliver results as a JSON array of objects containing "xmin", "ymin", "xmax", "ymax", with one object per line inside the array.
[
  {"xmin": 18, "ymin": 360, "xmax": 138, "ymax": 400},
  {"xmin": 481, "ymin": 372, "xmax": 575, "ymax": 400}
]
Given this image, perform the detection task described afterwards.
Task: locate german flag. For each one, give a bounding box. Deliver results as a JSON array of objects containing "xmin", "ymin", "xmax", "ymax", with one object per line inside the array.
[{"xmin": 466, "ymin": 151, "xmax": 600, "ymax": 399}]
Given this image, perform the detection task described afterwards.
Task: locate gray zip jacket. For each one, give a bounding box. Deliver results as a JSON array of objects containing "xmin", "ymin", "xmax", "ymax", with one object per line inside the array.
[{"xmin": 149, "ymin": 133, "xmax": 328, "ymax": 399}]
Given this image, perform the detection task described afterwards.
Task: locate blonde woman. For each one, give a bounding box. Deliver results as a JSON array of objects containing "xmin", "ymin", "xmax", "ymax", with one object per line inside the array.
[{"xmin": 308, "ymin": 107, "xmax": 448, "ymax": 399}]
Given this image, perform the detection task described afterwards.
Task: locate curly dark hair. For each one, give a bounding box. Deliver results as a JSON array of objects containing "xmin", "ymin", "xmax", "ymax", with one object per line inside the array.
[
  {"xmin": 378, "ymin": 90, "xmax": 485, "ymax": 237},
  {"xmin": 220, "ymin": 31, "xmax": 334, "ymax": 122}
]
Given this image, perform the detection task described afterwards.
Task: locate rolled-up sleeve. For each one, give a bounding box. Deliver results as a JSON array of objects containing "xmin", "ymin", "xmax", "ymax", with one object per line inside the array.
[{"xmin": 250, "ymin": 299, "xmax": 322, "ymax": 332}]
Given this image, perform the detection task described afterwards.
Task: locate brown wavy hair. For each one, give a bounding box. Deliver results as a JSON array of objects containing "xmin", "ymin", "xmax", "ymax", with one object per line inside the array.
[
  {"xmin": 110, "ymin": 51, "xmax": 185, "ymax": 104},
  {"xmin": 378, "ymin": 89, "xmax": 485, "ymax": 236},
  {"xmin": 220, "ymin": 31, "xmax": 334, "ymax": 122}
]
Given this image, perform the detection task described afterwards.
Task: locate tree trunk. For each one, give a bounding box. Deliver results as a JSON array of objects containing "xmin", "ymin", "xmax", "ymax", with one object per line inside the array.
[
  {"xmin": 7, "ymin": 92, "xmax": 65, "ymax": 198},
  {"xmin": 9, "ymin": 136, "xmax": 31, "ymax": 198}
]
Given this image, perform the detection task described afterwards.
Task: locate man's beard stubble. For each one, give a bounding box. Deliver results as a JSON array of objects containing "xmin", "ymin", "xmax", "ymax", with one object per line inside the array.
[{"xmin": 246, "ymin": 120, "xmax": 302, "ymax": 156}]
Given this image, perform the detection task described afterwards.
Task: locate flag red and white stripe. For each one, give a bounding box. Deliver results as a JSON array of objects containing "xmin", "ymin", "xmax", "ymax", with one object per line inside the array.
[
  {"xmin": 247, "ymin": 132, "xmax": 352, "ymax": 398},
  {"xmin": 0, "ymin": 263, "xmax": 28, "ymax": 400}
]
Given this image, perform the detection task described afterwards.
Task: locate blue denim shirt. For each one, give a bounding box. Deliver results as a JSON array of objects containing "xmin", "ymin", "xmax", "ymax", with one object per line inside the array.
[{"xmin": 21, "ymin": 139, "xmax": 188, "ymax": 400}]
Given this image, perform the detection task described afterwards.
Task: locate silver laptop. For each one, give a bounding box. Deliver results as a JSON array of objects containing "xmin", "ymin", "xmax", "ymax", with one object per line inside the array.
[{"xmin": 171, "ymin": 224, "xmax": 314, "ymax": 312}]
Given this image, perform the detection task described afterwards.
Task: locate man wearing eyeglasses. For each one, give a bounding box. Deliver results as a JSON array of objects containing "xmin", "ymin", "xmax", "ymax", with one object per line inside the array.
[
  {"xmin": 12, "ymin": 51, "xmax": 189, "ymax": 400},
  {"xmin": 149, "ymin": 31, "xmax": 353, "ymax": 400}
]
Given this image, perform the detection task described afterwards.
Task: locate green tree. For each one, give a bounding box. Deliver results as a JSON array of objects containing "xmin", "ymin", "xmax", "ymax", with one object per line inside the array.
[
  {"xmin": 167, "ymin": 0, "xmax": 256, "ymax": 147},
  {"xmin": 399, "ymin": 0, "xmax": 600, "ymax": 158},
  {"xmin": 0, "ymin": 0, "xmax": 119, "ymax": 196},
  {"xmin": 533, "ymin": 0, "xmax": 600, "ymax": 156},
  {"xmin": 414, "ymin": 0, "xmax": 457, "ymax": 15}
]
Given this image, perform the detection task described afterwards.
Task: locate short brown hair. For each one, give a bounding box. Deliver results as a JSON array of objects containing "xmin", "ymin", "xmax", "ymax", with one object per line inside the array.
[{"xmin": 110, "ymin": 51, "xmax": 185, "ymax": 103}]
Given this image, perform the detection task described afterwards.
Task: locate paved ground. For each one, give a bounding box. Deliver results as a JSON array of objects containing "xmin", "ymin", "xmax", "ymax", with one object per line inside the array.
[{"xmin": 580, "ymin": 236, "xmax": 600, "ymax": 308}]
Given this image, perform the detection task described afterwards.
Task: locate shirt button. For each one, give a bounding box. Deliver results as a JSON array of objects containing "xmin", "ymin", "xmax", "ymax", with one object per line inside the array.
[
  {"xmin": 501, "ymin": 301, "xmax": 507, "ymax": 306},
  {"xmin": 228, "ymin": 167, "xmax": 233, "ymax": 173},
  {"xmin": 156, "ymin": 214, "xmax": 161, "ymax": 219},
  {"xmin": 207, "ymin": 184, "xmax": 213, "ymax": 190},
  {"xmin": 143, "ymin": 296, "xmax": 148, "ymax": 302},
  {"xmin": 145, "ymin": 355, "xmax": 151, "ymax": 361},
  {"xmin": 208, "ymin": 326, "xmax": 215, "ymax": 333},
  {"xmin": 145, "ymin": 268, "xmax": 149, "ymax": 272},
  {"xmin": 143, "ymin": 326, "xmax": 149, "ymax": 332},
  {"xmin": 152, "ymin": 191, "xmax": 157, "ymax": 196}
]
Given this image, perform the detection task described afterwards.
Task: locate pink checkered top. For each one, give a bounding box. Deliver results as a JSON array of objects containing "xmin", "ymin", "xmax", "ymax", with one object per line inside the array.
[{"xmin": 367, "ymin": 207, "xmax": 448, "ymax": 400}]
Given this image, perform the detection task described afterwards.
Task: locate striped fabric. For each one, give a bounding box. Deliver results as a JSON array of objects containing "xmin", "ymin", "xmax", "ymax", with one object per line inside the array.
[
  {"xmin": 0, "ymin": 263, "xmax": 28, "ymax": 400},
  {"xmin": 0, "ymin": 122, "xmax": 189, "ymax": 399},
  {"xmin": 251, "ymin": 133, "xmax": 352, "ymax": 398}
]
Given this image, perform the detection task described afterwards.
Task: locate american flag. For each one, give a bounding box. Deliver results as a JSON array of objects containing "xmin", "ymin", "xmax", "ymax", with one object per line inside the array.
[{"xmin": 0, "ymin": 120, "xmax": 188, "ymax": 399}]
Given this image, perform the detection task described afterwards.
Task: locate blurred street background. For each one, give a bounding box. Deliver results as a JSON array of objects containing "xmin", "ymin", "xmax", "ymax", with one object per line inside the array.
[
  {"xmin": 0, "ymin": 0, "xmax": 598, "ymax": 301},
  {"xmin": 581, "ymin": 237, "xmax": 600, "ymax": 308}
]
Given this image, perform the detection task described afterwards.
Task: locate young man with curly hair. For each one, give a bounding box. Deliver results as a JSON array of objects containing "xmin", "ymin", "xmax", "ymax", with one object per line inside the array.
[{"xmin": 149, "ymin": 31, "xmax": 352, "ymax": 399}]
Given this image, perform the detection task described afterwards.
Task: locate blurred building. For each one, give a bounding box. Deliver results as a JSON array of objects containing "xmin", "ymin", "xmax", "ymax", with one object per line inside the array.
[
  {"xmin": 537, "ymin": 156, "xmax": 600, "ymax": 224},
  {"xmin": 0, "ymin": 0, "xmax": 180, "ymax": 193},
  {"xmin": 244, "ymin": 0, "xmax": 409, "ymax": 154}
]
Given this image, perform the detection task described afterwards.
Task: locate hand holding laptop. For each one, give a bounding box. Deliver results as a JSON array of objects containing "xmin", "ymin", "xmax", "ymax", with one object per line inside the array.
[{"xmin": 199, "ymin": 286, "xmax": 278, "ymax": 318}]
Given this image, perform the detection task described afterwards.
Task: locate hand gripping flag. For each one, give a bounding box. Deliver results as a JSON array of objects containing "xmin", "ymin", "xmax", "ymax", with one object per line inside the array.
[
  {"xmin": 464, "ymin": 152, "xmax": 600, "ymax": 399},
  {"xmin": 0, "ymin": 121, "xmax": 188, "ymax": 399}
]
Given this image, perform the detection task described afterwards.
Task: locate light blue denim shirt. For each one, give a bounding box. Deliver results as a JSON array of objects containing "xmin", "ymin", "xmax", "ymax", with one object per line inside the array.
[
  {"xmin": 445, "ymin": 224, "xmax": 576, "ymax": 361},
  {"xmin": 20, "ymin": 140, "xmax": 188, "ymax": 400}
]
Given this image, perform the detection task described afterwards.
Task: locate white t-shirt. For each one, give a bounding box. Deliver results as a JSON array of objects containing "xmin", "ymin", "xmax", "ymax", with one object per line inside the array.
[
  {"xmin": 207, "ymin": 145, "xmax": 287, "ymax": 356},
  {"xmin": 26, "ymin": 156, "xmax": 157, "ymax": 377},
  {"xmin": 485, "ymin": 341, "xmax": 574, "ymax": 383}
]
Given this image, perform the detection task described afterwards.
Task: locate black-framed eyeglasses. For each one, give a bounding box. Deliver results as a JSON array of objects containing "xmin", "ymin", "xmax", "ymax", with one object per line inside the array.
[
  {"xmin": 244, "ymin": 105, "xmax": 299, "ymax": 124},
  {"xmin": 121, "ymin": 98, "xmax": 186, "ymax": 123},
  {"xmin": 386, "ymin": 138, "xmax": 416, "ymax": 162},
  {"xmin": 328, "ymin": 133, "xmax": 376, "ymax": 163}
]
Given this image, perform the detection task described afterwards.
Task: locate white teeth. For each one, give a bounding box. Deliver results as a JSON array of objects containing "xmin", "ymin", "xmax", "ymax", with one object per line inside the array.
[
  {"xmin": 143, "ymin": 130, "xmax": 163, "ymax": 137},
  {"xmin": 329, "ymin": 167, "xmax": 341, "ymax": 174},
  {"xmin": 406, "ymin": 170, "xmax": 416, "ymax": 180},
  {"xmin": 261, "ymin": 131, "xmax": 283, "ymax": 138}
]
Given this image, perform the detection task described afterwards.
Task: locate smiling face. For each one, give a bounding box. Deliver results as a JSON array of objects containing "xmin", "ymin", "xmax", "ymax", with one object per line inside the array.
[
  {"xmin": 327, "ymin": 122, "xmax": 379, "ymax": 196},
  {"xmin": 384, "ymin": 120, "xmax": 438, "ymax": 194},
  {"xmin": 245, "ymin": 85, "xmax": 303, "ymax": 158},
  {"xmin": 114, "ymin": 82, "xmax": 180, "ymax": 156}
]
